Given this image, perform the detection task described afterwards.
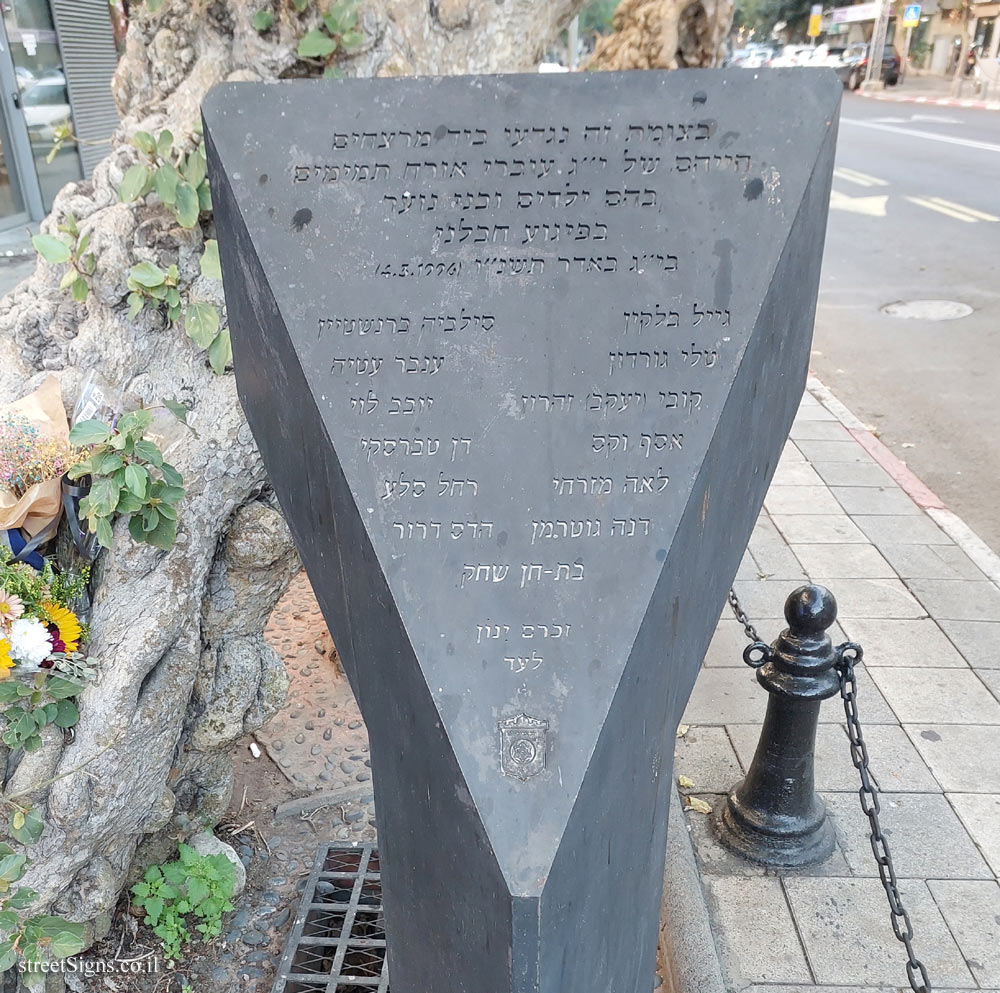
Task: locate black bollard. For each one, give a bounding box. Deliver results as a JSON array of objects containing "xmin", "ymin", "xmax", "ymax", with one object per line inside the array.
[{"xmin": 713, "ymin": 585, "xmax": 841, "ymax": 867}]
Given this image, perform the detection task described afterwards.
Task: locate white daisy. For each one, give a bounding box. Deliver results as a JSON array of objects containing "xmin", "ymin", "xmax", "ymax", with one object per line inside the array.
[{"xmin": 8, "ymin": 617, "xmax": 53, "ymax": 667}]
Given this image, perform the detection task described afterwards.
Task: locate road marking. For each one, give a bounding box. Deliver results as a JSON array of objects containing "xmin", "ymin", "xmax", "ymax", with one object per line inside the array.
[
  {"xmin": 830, "ymin": 189, "xmax": 888, "ymax": 217},
  {"xmin": 834, "ymin": 166, "xmax": 889, "ymax": 187},
  {"xmin": 841, "ymin": 117, "xmax": 1000, "ymax": 153},
  {"xmin": 905, "ymin": 195, "xmax": 998, "ymax": 223},
  {"xmin": 910, "ymin": 113, "xmax": 964, "ymax": 124}
]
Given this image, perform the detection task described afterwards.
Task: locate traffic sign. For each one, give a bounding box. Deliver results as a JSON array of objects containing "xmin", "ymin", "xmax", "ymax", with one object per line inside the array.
[
  {"xmin": 808, "ymin": 3, "xmax": 823, "ymax": 36},
  {"xmin": 903, "ymin": 4, "xmax": 920, "ymax": 26}
]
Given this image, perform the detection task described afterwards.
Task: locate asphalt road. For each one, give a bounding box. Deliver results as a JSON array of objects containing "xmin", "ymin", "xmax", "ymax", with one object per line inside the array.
[{"xmin": 814, "ymin": 92, "xmax": 1000, "ymax": 553}]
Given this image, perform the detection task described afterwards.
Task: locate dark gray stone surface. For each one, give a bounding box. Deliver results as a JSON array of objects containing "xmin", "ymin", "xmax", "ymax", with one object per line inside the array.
[{"xmin": 203, "ymin": 69, "xmax": 840, "ymax": 993}]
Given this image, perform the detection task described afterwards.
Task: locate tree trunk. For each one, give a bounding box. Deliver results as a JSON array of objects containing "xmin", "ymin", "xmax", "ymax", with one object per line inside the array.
[
  {"xmin": 587, "ymin": 0, "xmax": 734, "ymax": 70},
  {"xmin": 0, "ymin": 0, "xmax": 583, "ymax": 957},
  {"xmin": 949, "ymin": 0, "xmax": 973, "ymax": 96}
]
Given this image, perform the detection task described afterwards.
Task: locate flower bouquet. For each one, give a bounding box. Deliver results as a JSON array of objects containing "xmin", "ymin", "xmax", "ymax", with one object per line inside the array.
[{"xmin": 0, "ymin": 548, "xmax": 95, "ymax": 689}]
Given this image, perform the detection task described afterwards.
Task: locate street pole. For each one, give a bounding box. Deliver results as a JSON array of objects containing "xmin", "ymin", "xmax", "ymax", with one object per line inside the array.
[
  {"xmin": 901, "ymin": 23, "xmax": 913, "ymax": 81},
  {"xmin": 864, "ymin": 0, "xmax": 891, "ymax": 88}
]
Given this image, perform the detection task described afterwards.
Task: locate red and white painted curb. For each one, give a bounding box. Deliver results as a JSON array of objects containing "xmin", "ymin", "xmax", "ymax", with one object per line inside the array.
[
  {"xmin": 858, "ymin": 89, "xmax": 1000, "ymax": 112},
  {"xmin": 807, "ymin": 374, "xmax": 1000, "ymax": 587}
]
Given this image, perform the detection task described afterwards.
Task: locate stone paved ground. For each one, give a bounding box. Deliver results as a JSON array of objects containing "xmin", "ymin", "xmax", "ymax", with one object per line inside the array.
[{"xmin": 676, "ymin": 386, "xmax": 1000, "ymax": 993}]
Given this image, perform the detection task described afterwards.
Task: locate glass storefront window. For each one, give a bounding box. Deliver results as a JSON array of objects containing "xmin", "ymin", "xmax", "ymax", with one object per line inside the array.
[{"xmin": 1, "ymin": 0, "xmax": 83, "ymax": 210}]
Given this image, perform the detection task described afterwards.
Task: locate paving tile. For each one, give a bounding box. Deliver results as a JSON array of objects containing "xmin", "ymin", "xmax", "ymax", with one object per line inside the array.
[
  {"xmin": 771, "ymin": 514, "xmax": 869, "ymax": 545},
  {"xmin": 949, "ymin": 793, "xmax": 1000, "ymax": 875},
  {"xmin": 748, "ymin": 515, "xmax": 809, "ymax": 581},
  {"xmin": 770, "ymin": 461, "xmax": 824, "ymax": 487},
  {"xmin": 838, "ymin": 618, "xmax": 968, "ymax": 669},
  {"xmin": 908, "ymin": 725, "xmax": 1000, "ymax": 792},
  {"xmin": 831, "ymin": 485, "xmax": 921, "ymax": 516},
  {"xmin": 683, "ymin": 667, "xmax": 768, "ymax": 726},
  {"xmin": 879, "ymin": 543, "xmax": 987, "ymax": 581},
  {"xmin": 789, "ymin": 420, "xmax": 853, "ymax": 441},
  {"xmin": 854, "ymin": 514, "xmax": 952, "ymax": 546},
  {"xmin": 979, "ymin": 668, "xmax": 1000, "ymax": 702},
  {"xmin": 791, "ymin": 542, "xmax": 896, "ymax": 579},
  {"xmin": 937, "ymin": 620, "xmax": 1000, "ymax": 669},
  {"xmin": 779, "ymin": 441, "xmax": 805, "ymax": 463},
  {"xmin": 868, "ymin": 667, "xmax": 1000, "ymax": 724},
  {"xmin": 673, "ymin": 726, "xmax": 743, "ymax": 794},
  {"xmin": 745, "ymin": 988, "xmax": 892, "ymax": 993},
  {"xmin": 927, "ymin": 880, "xmax": 1000, "ymax": 988},
  {"xmin": 796, "ymin": 439, "xmax": 875, "ymax": 463},
  {"xmin": 735, "ymin": 549, "xmax": 757, "ymax": 581},
  {"xmin": 823, "ymin": 791, "xmax": 993, "ymax": 879},
  {"xmin": 810, "ymin": 577, "xmax": 925, "ymax": 619},
  {"xmin": 731, "ymin": 579, "xmax": 823, "ymax": 620},
  {"xmin": 812, "ymin": 460, "xmax": 896, "ymax": 488},
  {"xmin": 765, "ymin": 485, "xmax": 843, "ymax": 516},
  {"xmin": 784, "ymin": 877, "xmax": 975, "ymax": 987},
  {"xmin": 795, "ymin": 398, "xmax": 838, "ymax": 421},
  {"xmin": 704, "ymin": 877, "xmax": 812, "ymax": 984},
  {"xmin": 907, "ymin": 579, "xmax": 1000, "ymax": 622},
  {"xmin": 819, "ymin": 663, "xmax": 897, "ymax": 725},
  {"xmin": 727, "ymin": 723, "xmax": 939, "ymax": 793}
]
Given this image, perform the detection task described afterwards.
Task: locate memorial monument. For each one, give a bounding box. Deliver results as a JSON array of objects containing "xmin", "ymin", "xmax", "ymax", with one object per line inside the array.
[{"xmin": 203, "ymin": 70, "xmax": 841, "ymax": 993}]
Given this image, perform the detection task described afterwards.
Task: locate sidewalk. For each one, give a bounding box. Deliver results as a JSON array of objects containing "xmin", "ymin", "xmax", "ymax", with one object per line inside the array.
[
  {"xmin": 858, "ymin": 73, "xmax": 1000, "ymax": 111},
  {"xmin": 673, "ymin": 380, "xmax": 1000, "ymax": 993}
]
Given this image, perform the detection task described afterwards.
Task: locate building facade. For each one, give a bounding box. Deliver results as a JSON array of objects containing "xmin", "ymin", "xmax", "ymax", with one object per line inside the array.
[{"xmin": 0, "ymin": 0, "xmax": 120, "ymax": 231}]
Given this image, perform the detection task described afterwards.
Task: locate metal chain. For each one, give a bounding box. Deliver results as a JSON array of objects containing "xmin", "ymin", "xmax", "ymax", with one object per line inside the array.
[{"xmin": 726, "ymin": 588, "xmax": 932, "ymax": 993}]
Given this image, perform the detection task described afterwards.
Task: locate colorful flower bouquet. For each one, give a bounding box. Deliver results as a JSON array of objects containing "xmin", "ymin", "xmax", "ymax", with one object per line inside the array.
[{"xmin": 0, "ymin": 548, "xmax": 95, "ymax": 687}]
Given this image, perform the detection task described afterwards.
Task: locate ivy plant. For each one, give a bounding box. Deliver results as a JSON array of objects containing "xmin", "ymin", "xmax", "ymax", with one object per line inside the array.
[
  {"xmin": 253, "ymin": 0, "xmax": 364, "ymax": 72},
  {"xmin": 131, "ymin": 844, "xmax": 236, "ymax": 961},
  {"xmin": 68, "ymin": 404, "xmax": 191, "ymax": 552},
  {"xmin": 127, "ymin": 260, "xmax": 182, "ymax": 323},
  {"xmin": 0, "ymin": 675, "xmax": 80, "ymax": 758},
  {"xmin": 31, "ymin": 213, "xmax": 95, "ymax": 303},
  {"xmin": 118, "ymin": 128, "xmax": 211, "ymax": 230},
  {"xmin": 184, "ymin": 240, "xmax": 231, "ymax": 375}
]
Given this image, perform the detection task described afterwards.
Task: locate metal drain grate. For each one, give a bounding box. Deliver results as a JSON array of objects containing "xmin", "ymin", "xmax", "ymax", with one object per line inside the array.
[{"xmin": 272, "ymin": 843, "xmax": 388, "ymax": 993}]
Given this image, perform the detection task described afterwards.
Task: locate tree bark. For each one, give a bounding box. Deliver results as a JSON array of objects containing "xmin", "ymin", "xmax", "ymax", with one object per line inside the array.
[
  {"xmin": 0, "ymin": 0, "xmax": 583, "ymax": 955},
  {"xmin": 587, "ymin": 0, "xmax": 734, "ymax": 70}
]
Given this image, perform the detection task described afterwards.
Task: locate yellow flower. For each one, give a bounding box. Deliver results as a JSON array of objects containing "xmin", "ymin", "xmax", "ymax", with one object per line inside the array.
[
  {"xmin": 42, "ymin": 603, "xmax": 81, "ymax": 653},
  {"xmin": 0, "ymin": 639, "xmax": 12, "ymax": 679}
]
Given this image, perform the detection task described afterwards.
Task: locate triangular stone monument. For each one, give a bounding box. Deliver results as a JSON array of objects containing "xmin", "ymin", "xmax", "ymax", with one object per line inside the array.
[{"xmin": 204, "ymin": 70, "xmax": 840, "ymax": 993}]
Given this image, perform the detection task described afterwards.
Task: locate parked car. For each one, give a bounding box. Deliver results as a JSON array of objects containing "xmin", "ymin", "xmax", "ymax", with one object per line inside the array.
[
  {"xmin": 835, "ymin": 43, "xmax": 901, "ymax": 89},
  {"xmin": 20, "ymin": 73, "xmax": 71, "ymax": 140}
]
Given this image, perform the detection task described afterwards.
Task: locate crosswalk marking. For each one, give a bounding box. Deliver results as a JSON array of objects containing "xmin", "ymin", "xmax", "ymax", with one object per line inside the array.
[
  {"xmin": 834, "ymin": 166, "xmax": 889, "ymax": 188},
  {"xmin": 906, "ymin": 195, "xmax": 999, "ymax": 223}
]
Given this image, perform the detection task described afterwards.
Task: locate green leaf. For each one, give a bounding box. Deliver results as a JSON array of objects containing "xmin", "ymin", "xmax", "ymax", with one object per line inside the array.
[
  {"xmin": 93, "ymin": 452, "xmax": 123, "ymax": 475},
  {"xmin": 156, "ymin": 129, "xmax": 174, "ymax": 159},
  {"xmin": 133, "ymin": 439, "xmax": 163, "ymax": 466},
  {"xmin": 339, "ymin": 29, "xmax": 365, "ymax": 49},
  {"xmin": 48, "ymin": 924, "xmax": 85, "ymax": 960},
  {"xmin": 184, "ymin": 301, "xmax": 219, "ymax": 348},
  {"xmin": 252, "ymin": 9, "xmax": 274, "ymax": 30},
  {"xmin": 147, "ymin": 0, "xmax": 165, "ymax": 11},
  {"xmin": 53, "ymin": 700, "xmax": 79, "ymax": 730},
  {"xmin": 154, "ymin": 162, "xmax": 179, "ymax": 205},
  {"xmin": 174, "ymin": 180, "xmax": 199, "ymax": 228},
  {"xmin": 182, "ymin": 149, "xmax": 207, "ymax": 190},
  {"xmin": 143, "ymin": 508, "xmax": 160, "ymax": 532},
  {"xmin": 200, "ymin": 239, "xmax": 222, "ymax": 280},
  {"xmin": 45, "ymin": 677, "xmax": 78, "ymax": 701},
  {"xmin": 198, "ymin": 179, "xmax": 213, "ymax": 212},
  {"xmin": 68, "ymin": 419, "xmax": 111, "ymax": 445},
  {"xmin": 144, "ymin": 895, "xmax": 164, "ymax": 926},
  {"xmin": 89, "ymin": 476, "xmax": 120, "ymax": 517},
  {"xmin": 0, "ymin": 856, "xmax": 26, "ymax": 885},
  {"xmin": 157, "ymin": 485, "xmax": 185, "ymax": 505},
  {"xmin": 292, "ymin": 0, "xmax": 309, "ymax": 10},
  {"xmin": 95, "ymin": 516, "xmax": 114, "ymax": 550},
  {"xmin": 32, "ymin": 234, "xmax": 71, "ymax": 265},
  {"xmin": 208, "ymin": 327, "xmax": 232, "ymax": 375},
  {"xmin": 0, "ymin": 938, "xmax": 15, "ymax": 972},
  {"xmin": 116, "ymin": 492, "xmax": 143, "ymax": 514},
  {"xmin": 59, "ymin": 268, "xmax": 78, "ymax": 291},
  {"xmin": 160, "ymin": 462, "xmax": 183, "ymax": 486},
  {"xmin": 71, "ymin": 275, "xmax": 89, "ymax": 302},
  {"xmin": 10, "ymin": 808, "xmax": 43, "ymax": 847},
  {"xmin": 143, "ymin": 514, "xmax": 178, "ymax": 551},
  {"xmin": 130, "ymin": 130, "xmax": 156, "ymax": 155},
  {"xmin": 130, "ymin": 261, "xmax": 167, "ymax": 288},
  {"xmin": 8, "ymin": 887, "xmax": 38, "ymax": 910},
  {"xmin": 127, "ymin": 291, "xmax": 145, "ymax": 320},
  {"xmin": 160, "ymin": 398, "xmax": 192, "ymax": 428},
  {"xmin": 157, "ymin": 502, "xmax": 177, "ymax": 522},
  {"xmin": 298, "ymin": 29, "xmax": 337, "ymax": 57},
  {"xmin": 127, "ymin": 515, "xmax": 146, "ymax": 545},
  {"xmin": 0, "ymin": 910, "xmax": 17, "ymax": 929},
  {"xmin": 125, "ymin": 463, "xmax": 149, "ymax": 499},
  {"xmin": 119, "ymin": 163, "xmax": 152, "ymax": 203}
]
